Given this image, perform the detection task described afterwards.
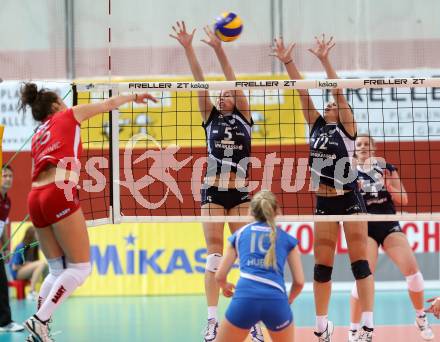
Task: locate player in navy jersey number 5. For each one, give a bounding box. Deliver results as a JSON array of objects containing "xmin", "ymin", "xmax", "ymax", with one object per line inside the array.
[
  {"xmin": 215, "ymin": 190, "xmax": 304, "ymax": 342},
  {"xmin": 272, "ymin": 35, "xmax": 374, "ymax": 342},
  {"xmin": 348, "ymin": 135, "xmax": 434, "ymax": 341},
  {"xmin": 19, "ymin": 83, "xmax": 157, "ymax": 342},
  {"xmin": 170, "ymin": 21, "xmax": 259, "ymax": 341}
]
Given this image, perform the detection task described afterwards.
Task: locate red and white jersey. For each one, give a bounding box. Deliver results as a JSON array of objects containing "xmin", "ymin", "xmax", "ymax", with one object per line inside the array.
[{"xmin": 31, "ymin": 108, "xmax": 82, "ymax": 181}]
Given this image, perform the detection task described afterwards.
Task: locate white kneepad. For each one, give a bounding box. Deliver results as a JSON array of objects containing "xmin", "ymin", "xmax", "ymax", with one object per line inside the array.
[
  {"xmin": 206, "ymin": 253, "xmax": 222, "ymax": 273},
  {"xmin": 406, "ymin": 271, "xmax": 424, "ymax": 292},
  {"xmin": 67, "ymin": 262, "xmax": 92, "ymax": 286}
]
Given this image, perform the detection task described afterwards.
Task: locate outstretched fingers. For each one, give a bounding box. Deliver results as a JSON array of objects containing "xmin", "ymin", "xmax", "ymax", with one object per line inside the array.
[{"xmin": 286, "ymin": 41, "xmax": 296, "ymax": 55}]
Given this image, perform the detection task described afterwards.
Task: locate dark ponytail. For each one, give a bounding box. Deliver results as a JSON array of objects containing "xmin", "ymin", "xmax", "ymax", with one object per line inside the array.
[{"xmin": 18, "ymin": 83, "xmax": 59, "ymax": 122}]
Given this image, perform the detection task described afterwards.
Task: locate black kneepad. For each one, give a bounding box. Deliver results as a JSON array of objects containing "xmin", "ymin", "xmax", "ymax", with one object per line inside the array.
[
  {"xmin": 351, "ymin": 260, "xmax": 372, "ymax": 280},
  {"xmin": 314, "ymin": 264, "xmax": 333, "ymax": 283}
]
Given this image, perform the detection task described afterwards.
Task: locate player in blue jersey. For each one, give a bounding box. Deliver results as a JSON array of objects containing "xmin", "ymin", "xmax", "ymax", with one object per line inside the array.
[
  {"xmin": 215, "ymin": 190, "xmax": 304, "ymax": 342},
  {"xmin": 272, "ymin": 35, "xmax": 374, "ymax": 342},
  {"xmin": 348, "ymin": 134, "xmax": 434, "ymax": 341},
  {"xmin": 170, "ymin": 21, "xmax": 262, "ymax": 342}
]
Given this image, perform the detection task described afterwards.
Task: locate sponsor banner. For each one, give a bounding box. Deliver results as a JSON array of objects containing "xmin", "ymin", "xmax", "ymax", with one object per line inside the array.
[
  {"xmin": 0, "ymin": 81, "xmax": 72, "ymax": 151},
  {"xmin": 279, "ymin": 221, "xmax": 440, "ymax": 254},
  {"xmin": 11, "ymin": 220, "xmax": 439, "ymax": 296},
  {"xmin": 306, "ymin": 69, "xmax": 440, "ymax": 141},
  {"xmin": 77, "ymin": 74, "xmax": 306, "ymax": 149},
  {"xmin": 72, "ymin": 222, "xmax": 240, "ymax": 296}
]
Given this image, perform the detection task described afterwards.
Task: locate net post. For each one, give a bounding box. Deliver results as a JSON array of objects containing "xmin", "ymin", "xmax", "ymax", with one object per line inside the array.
[{"xmin": 110, "ymin": 108, "xmax": 121, "ymax": 224}]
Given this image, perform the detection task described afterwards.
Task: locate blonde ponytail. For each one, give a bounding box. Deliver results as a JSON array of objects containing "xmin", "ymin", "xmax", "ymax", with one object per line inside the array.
[{"xmin": 250, "ymin": 190, "xmax": 278, "ymax": 270}]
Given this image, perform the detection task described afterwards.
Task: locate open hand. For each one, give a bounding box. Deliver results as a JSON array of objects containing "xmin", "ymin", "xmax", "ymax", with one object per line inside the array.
[
  {"xmin": 308, "ymin": 34, "xmax": 335, "ymax": 61},
  {"xmin": 270, "ymin": 37, "xmax": 295, "ymax": 64},
  {"xmin": 169, "ymin": 21, "xmax": 196, "ymax": 48},
  {"xmin": 425, "ymin": 297, "xmax": 440, "ymax": 319},
  {"xmin": 201, "ymin": 26, "xmax": 221, "ymax": 50},
  {"xmin": 135, "ymin": 93, "xmax": 158, "ymax": 104}
]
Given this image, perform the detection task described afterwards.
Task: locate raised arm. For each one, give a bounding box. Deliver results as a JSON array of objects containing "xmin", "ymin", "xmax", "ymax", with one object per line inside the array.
[
  {"xmin": 286, "ymin": 247, "xmax": 304, "ymax": 304},
  {"xmin": 309, "ymin": 34, "xmax": 356, "ymax": 136},
  {"xmin": 73, "ymin": 93, "xmax": 157, "ymax": 123},
  {"xmin": 201, "ymin": 26, "xmax": 250, "ymax": 121},
  {"xmin": 383, "ymin": 168, "xmax": 408, "ymax": 206},
  {"xmin": 272, "ymin": 37, "xmax": 320, "ymax": 126},
  {"xmin": 170, "ymin": 21, "xmax": 213, "ymax": 122}
]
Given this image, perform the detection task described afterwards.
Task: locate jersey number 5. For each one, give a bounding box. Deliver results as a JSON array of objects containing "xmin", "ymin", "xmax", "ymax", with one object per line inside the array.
[{"xmin": 224, "ymin": 127, "xmax": 233, "ymax": 140}]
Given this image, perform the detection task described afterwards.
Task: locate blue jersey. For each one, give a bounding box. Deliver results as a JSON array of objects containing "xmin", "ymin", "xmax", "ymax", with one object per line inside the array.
[
  {"xmin": 309, "ymin": 116, "xmax": 357, "ymax": 190},
  {"xmin": 9, "ymin": 242, "xmax": 25, "ymax": 280},
  {"xmin": 358, "ymin": 161, "xmax": 397, "ymax": 214},
  {"xmin": 228, "ymin": 221, "xmax": 298, "ymax": 299},
  {"xmin": 203, "ymin": 106, "xmax": 253, "ymax": 179}
]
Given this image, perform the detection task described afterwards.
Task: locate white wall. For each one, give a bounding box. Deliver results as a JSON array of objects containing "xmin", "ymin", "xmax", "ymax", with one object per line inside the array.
[{"xmin": 1, "ymin": 0, "xmax": 440, "ymax": 78}]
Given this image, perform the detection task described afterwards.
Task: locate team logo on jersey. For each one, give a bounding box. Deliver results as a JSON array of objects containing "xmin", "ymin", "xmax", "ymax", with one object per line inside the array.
[{"xmin": 121, "ymin": 133, "xmax": 193, "ymax": 209}]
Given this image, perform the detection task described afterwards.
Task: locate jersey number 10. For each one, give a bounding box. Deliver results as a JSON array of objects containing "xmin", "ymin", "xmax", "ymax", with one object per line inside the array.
[{"xmin": 250, "ymin": 232, "xmax": 270, "ymax": 253}]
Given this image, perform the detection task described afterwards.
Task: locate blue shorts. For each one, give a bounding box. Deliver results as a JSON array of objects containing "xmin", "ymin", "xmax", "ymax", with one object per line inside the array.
[{"xmin": 225, "ymin": 297, "xmax": 293, "ymax": 332}]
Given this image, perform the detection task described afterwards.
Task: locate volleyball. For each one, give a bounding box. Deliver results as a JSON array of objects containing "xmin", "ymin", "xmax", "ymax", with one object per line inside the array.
[{"xmin": 214, "ymin": 12, "xmax": 243, "ymax": 42}]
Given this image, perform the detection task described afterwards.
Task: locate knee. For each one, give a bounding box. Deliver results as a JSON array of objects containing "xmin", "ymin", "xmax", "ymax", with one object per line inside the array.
[
  {"xmin": 351, "ymin": 260, "xmax": 372, "ymax": 280},
  {"xmin": 47, "ymin": 257, "xmax": 65, "ymax": 277},
  {"xmin": 314, "ymin": 264, "xmax": 333, "ymax": 283},
  {"xmin": 67, "ymin": 262, "xmax": 92, "ymax": 286},
  {"xmin": 206, "ymin": 253, "xmax": 222, "ymax": 273},
  {"xmin": 406, "ymin": 271, "xmax": 424, "ymax": 292}
]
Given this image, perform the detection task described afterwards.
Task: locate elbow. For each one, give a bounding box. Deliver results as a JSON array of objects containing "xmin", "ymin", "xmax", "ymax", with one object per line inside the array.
[
  {"xmin": 394, "ymin": 193, "xmax": 408, "ymax": 206},
  {"xmin": 401, "ymin": 194, "xmax": 409, "ymax": 206}
]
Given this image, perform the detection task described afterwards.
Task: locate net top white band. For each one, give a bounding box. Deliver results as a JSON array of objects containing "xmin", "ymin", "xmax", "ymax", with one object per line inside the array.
[{"xmin": 76, "ymin": 77, "xmax": 440, "ymax": 92}]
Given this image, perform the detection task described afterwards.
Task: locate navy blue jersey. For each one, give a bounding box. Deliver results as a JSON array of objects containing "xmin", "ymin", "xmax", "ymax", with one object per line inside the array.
[
  {"xmin": 202, "ymin": 106, "xmax": 253, "ymax": 179},
  {"xmin": 309, "ymin": 116, "xmax": 357, "ymax": 190},
  {"xmin": 228, "ymin": 221, "xmax": 298, "ymax": 299},
  {"xmin": 358, "ymin": 161, "xmax": 397, "ymax": 214}
]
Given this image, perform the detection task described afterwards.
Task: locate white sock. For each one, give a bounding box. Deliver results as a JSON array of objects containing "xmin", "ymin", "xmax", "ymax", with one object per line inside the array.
[
  {"xmin": 416, "ymin": 309, "xmax": 425, "ymax": 318},
  {"xmin": 36, "ymin": 262, "xmax": 90, "ymax": 322},
  {"xmin": 37, "ymin": 257, "xmax": 65, "ymax": 310},
  {"xmin": 315, "ymin": 315, "xmax": 328, "ymax": 333},
  {"xmin": 38, "ymin": 274, "xmax": 58, "ymax": 310},
  {"xmin": 361, "ymin": 311, "xmax": 374, "ymax": 329},
  {"xmin": 350, "ymin": 322, "xmax": 360, "ymax": 331},
  {"xmin": 208, "ymin": 306, "xmax": 217, "ymax": 321}
]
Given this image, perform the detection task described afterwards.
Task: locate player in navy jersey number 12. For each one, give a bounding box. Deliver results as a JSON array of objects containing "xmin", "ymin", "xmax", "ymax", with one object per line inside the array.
[
  {"xmin": 348, "ymin": 135, "xmax": 434, "ymax": 341},
  {"xmin": 215, "ymin": 190, "xmax": 304, "ymax": 342},
  {"xmin": 272, "ymin": 35, "xmax": 374, "ymax": 342},
  {"xmin": 170, "ymin": 21, "xmax": 262, "ymax": 342}
]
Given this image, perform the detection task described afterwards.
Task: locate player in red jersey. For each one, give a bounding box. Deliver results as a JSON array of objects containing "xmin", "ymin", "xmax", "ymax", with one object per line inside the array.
[{"xmin": 19, "ymin": 83, "xmax": 157, "ymax": 342}]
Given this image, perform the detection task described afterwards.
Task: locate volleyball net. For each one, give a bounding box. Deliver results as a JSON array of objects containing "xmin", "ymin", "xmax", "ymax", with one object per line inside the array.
[{"xmin": 74, "ymin": 77, "xmax": 440, "ymax": 225}]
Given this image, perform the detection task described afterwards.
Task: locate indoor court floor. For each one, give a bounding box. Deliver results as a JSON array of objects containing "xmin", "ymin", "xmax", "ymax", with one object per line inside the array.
[{"xmin": 2, "ymin": 290, "xmax": 439, "ymax": 341}]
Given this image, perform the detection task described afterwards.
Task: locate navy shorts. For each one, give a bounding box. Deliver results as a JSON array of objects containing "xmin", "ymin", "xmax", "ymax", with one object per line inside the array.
[
  {"xmin": 225, "ymin": 297, "xmax": 293, "ymax": 332},
  {"xmin": 200, "ymin": 186, "xmax": 250, "ymax": 211},
  {"xmin": 315, "ymin": 190, "xmax": 366, "ymax": 215},
  {"xmin": 368, "ymin": 221, "xmax": 402, "ymax": 246}
]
